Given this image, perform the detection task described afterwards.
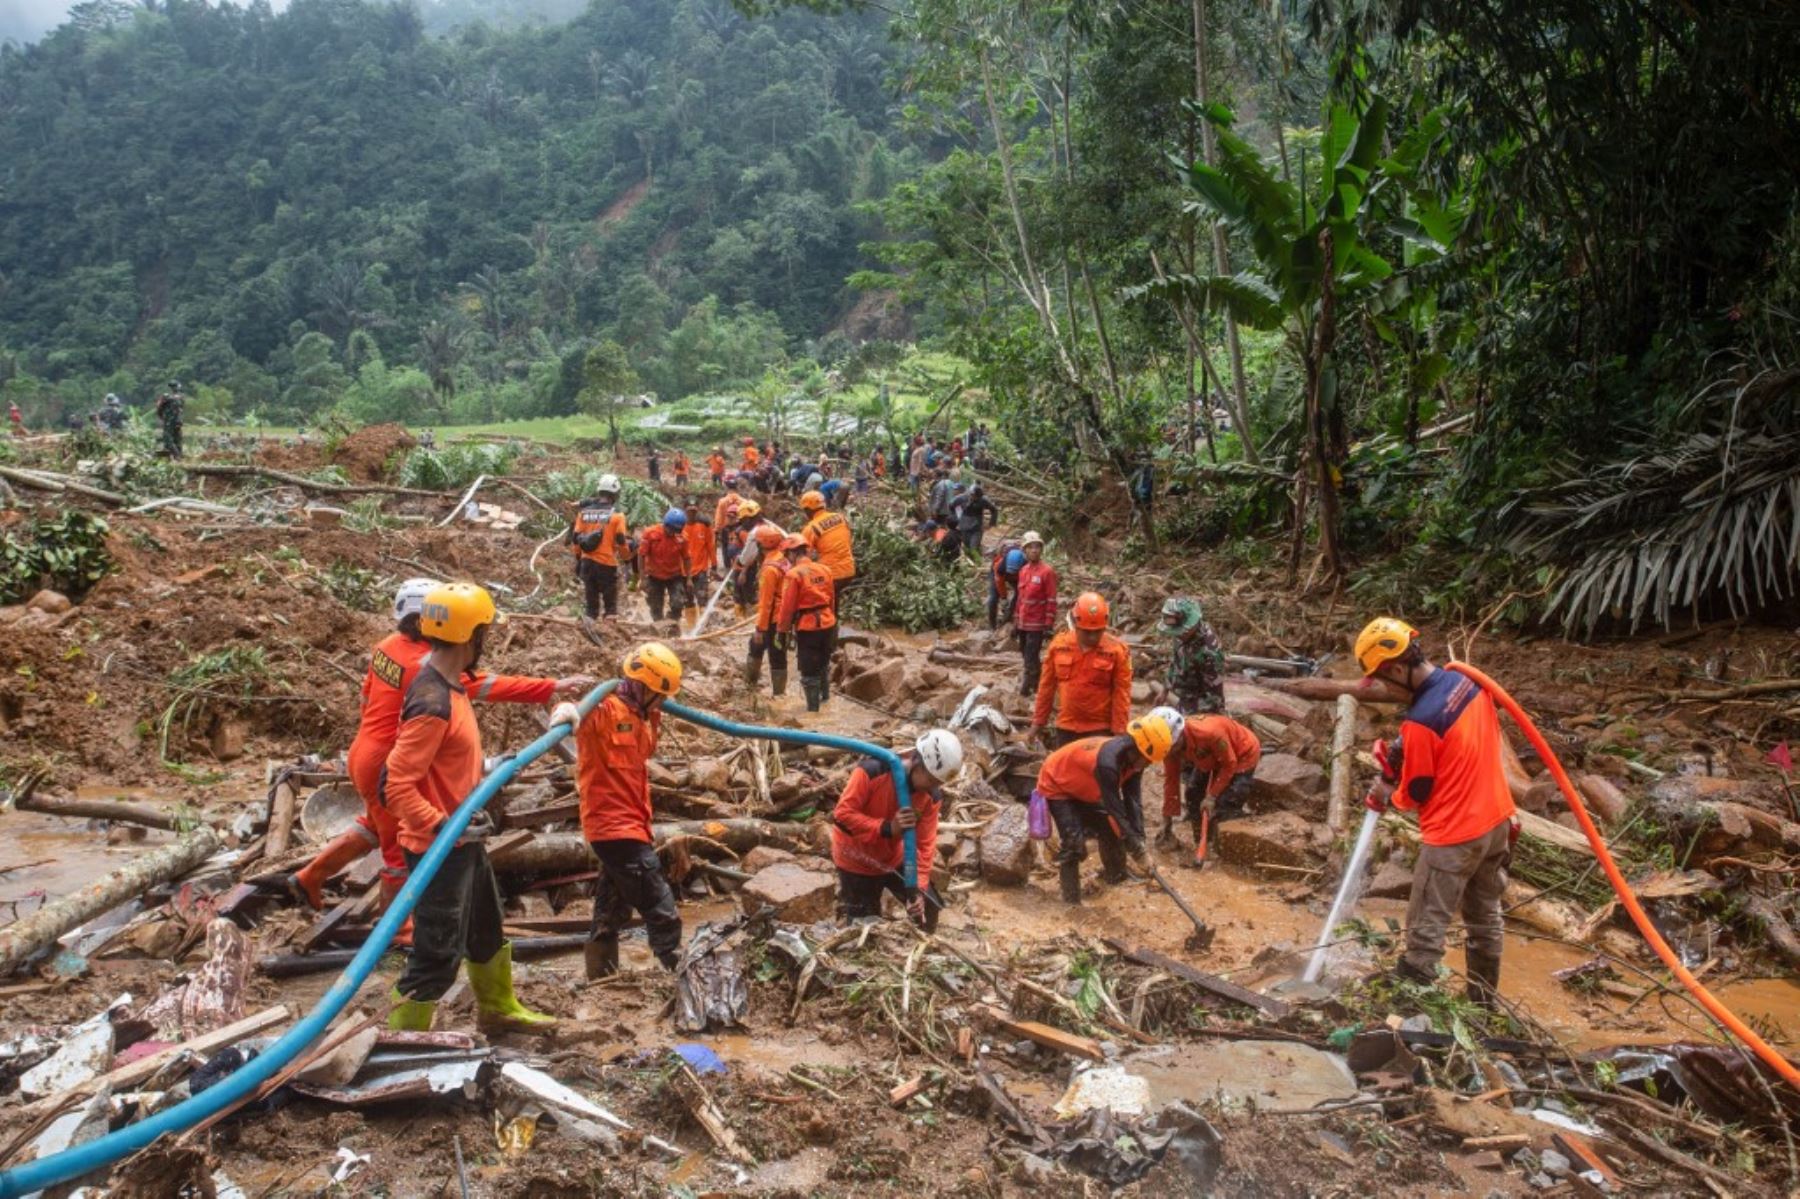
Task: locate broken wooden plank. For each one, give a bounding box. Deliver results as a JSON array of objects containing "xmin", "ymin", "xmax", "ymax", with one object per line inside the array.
[
  {"xmin": 15, "ymin": 791, "xmax": 183, "ymax": 831},
  {"xmin": 300, "ymin": 886, "xmax": 380, "ymax": 952},
  {"xmin": 1103, "ymin": 941, "xmax": 1291, "ymax": 1019},
  {"xmin": 982, "ymin": 1006, "xmax": 1104, "ymax": 1062},
  {"xmin": 1461, "ymin": 1134, "xmax": 1529, "ymax": 1153},
  {"xmin": 669, "ymin": 1056, "xmax": 751, "ymax": 1162},
  {"xmin": 265, "ymin": 779, "xmax": 299, "ymax": 858},
  {"xmin": 889, "ymin": 1075, "xmax": 927, "ymax": 1106},
  {"xmin": 1553, "ymin": 1131, "xmax": 1619, "ymax": 1185}
]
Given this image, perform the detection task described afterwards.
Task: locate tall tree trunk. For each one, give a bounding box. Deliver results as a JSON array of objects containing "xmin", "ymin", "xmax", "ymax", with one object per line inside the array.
[
  {"xmin": 1309, "ymin": 229, "xmax": 1345, "ymax": 584},
  {"xmin": 1193, "ymin": 0, "xmax": 1260, "ymax": 464}
]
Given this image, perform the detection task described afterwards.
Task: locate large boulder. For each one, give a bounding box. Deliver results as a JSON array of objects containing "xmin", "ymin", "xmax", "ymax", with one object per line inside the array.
[
  {"xmin": 1247, "ymin": 753, "xmax": 1327, "ymax": 812},
  {"xmin": 741, "ymin": 861, "xmax": 838, "ymax": 922},
  {"xmin": 978, "ymin": 804, "xmax": 1036, "ymax": 886},
  {"xmin": 1214, "ymin": 811, "xmax": 1324, "ymax": 873},
  {"xmin": 843, "ymin": 657, "xmax": 906, "ymax": 703}
]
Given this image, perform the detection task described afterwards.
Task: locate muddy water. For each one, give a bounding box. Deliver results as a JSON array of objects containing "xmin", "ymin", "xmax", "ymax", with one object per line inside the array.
[{"xmin": 0, "ymin": 807, "xmax": 178, "ymax": 905}]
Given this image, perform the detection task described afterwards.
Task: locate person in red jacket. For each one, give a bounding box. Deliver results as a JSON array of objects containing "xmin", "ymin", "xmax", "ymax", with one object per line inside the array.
[
  {"xmin": 275, "ymin": 579, "xmax": 588, "ymax": 929},
  {"xmin": 637, "ymin": 508, "xmax": 691, "ymax": 622},
  {"xmin": 830, "ymin": 730, "xmax": 963, "ymax": 931},
  {"xmin": 1013, "ymin": 531, "xmax": 1057, "ymax": 697},
  {"xmin": 382, "ymin": 584, "xmax": 560, "ymax": 1035},
  {"xmin": 777, "ymin": 539, "xmax": 838, "ymax": 712},
  {"xmin": 682, "ymin": 502, "xmax": 714, "ymax": 606},
  {"xmin": 1156, "ymin": 710, "xmax": 1262, "ymax": 863},
  {"xmin": 1035, "ymin": 714, "xmax": 1176, "ymax": 903},
  {"xmin": 553, "ymin": 643, "xmax": 685, "ymax": 980},
  {"xmin": 1357, "ymin": 617, "xmax": 1518, "ymax": 1004}
]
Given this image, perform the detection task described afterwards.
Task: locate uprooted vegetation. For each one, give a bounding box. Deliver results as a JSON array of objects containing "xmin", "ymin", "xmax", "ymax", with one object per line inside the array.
[{"xmin": 0, "ymin": 427, "xmax": 1797, "ymax": 1197}]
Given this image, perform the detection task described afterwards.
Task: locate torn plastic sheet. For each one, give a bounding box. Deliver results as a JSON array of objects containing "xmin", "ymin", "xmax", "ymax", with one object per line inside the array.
[{"xmin": 675, "ymin": 917, "xmax": 750, "ymax": 1032}]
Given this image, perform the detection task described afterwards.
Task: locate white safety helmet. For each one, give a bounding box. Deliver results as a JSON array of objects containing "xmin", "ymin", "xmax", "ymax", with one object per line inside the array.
[
  {"xmin": 1148, "ymin": 705, "xmax": 1187, "ymax": 740},
  {"xmin": 392, "ymin": 577, "xmax": 440, "ymax": 623},
  {"xmin": 596, "ymin": 473, "xmax": 622, "ymax": 495},
  {"xmin": 914, "ymin": 729, "xmax": 964, "ymax": 783}
]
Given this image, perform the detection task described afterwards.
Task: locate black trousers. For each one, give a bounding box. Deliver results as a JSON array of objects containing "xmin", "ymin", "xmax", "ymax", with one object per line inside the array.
[
  {"xmin": 837, "ymin": 868, "xmax": 941, "ymax": 933},
  {"xmin": 1018, "ymin": 629, "xmax": 1047, "ymax": 696},
  {"xmin": 588, "ymin": 840, "xmax": 683, "ymax": 967},
  {"xmin": 1181, "ymin": 769, "xmax": 1255, "ymax": 822},
  {"xmin": 796, "ymin": 626, "xmax": 836, "ymax": 681},
  {"xmin": 645, "ymin": 575, "xmax": 687, "ymax": 621},
  {"xmin": 398, "ymin": 843, "xmax": 505, "ymax": 1001},
  {"xmin": 578, "ymin": 559, "xmax": 619, "ymax": 619},
  {"xmin": 1050, "ymin": 726, "xmax": 1095, "ymax": 750},
  {"xmin": 830, "ymin": 573, "xmax": 855, "ymax": 619},
  {"xmin": 1047, "ymin": 800, "xmax": 1127, "ymax": 880},
  {"xmin": 749, "ymin": 630, "xmax": 788, "ymax": 672}
]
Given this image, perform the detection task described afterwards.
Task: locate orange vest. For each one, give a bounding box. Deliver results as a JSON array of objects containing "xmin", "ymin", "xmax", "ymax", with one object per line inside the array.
[
  {"xmin": 673, "ymin": 452, "xmax": 690, "ymax": 477},
  {"xmin": 778, "ymin": 559, "xmax": 837, "ymax": 632},
  {"xmin": 1033, "ymin": 630, "xmax": 1132, "ymax": 733},
  {"xmin": 576, "ymin": 692, "xmax": 662, "ymax": 844},
  {"xmin": 707, "ymin": 453, "xmax": 726, "ymax": 477},
  {"xmin": 638, "ymin": 525, "xmax": 689, "ymax": 580},
  {"xmin": 802, "ymin": 511, "xmax": 855, "ymax": 580},
  {"xmin": 756, "ymin": 556, "xmax": 792, "ymax": 633},
  {"xmin": 684, "ymin": 520, "xmax": 714, "ymax": 575},
  {"xmin": 1036, "ymin": 736, "xmax": 1141, "ymax": 804},
  {"xmin": 571, "ymin": 504, "xmax": 629, "ymax": 567}
]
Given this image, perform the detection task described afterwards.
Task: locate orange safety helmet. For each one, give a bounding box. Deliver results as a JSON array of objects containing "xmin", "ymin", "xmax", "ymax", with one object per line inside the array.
[
  {"xmin": 780, "ymin": 533, "xmax": 808, "ymax": 553},
  {"xmin": 800, "ymin": 490, "xmax": 825, "ymax": 512},
  {"xmin": 754, "ymin": 524, "xmax": 788, "ymax": 551},
  {"xmin": 1069, "ymin": 591, "xmax": 1109, "ymax": 631}
]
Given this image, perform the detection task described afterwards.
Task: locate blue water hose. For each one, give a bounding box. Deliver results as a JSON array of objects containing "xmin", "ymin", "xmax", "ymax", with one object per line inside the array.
[
  {"xmin": 1, "ymin": 682, "xmax": 912, "ymax": 1196},
  {"xmin": 663, "ymin": 698, "xmax": 916, "ymax": 888}
]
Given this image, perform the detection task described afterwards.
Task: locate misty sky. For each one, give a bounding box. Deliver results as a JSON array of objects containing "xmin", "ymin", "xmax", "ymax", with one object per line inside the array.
[{"xmin": 0, "ymin": 0, "xmax": 291, "ymax": 45}]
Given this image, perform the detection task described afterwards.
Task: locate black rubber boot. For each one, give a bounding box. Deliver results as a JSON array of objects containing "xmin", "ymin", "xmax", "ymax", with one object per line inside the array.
[
  {"xmin": 770, "ymin": 668, "xmax": 788, "ymax": 697},
  {"xmin": 802, "ymin": 677, "xmax": 823, "ymax": 712},
  {"xmin": 1097, "ymin": 837, "xmax": 1128, "ymax": 884},
  {"xmin": 584, "ymin": 936, "xmax": 619, "ymax": 981},
  {"xmin": 742, "ymin": 652, "xmax": 762, "ymax": 689},
  {"xmin": 1465, "ymin": 952, "xmax": 1502, "ymax": 1009},
  {"xmin": 1058, "ymin": 860, "xmax": 1082, "ymax": 904},
  {"xmin": 819, "ymin": 672, "xmax": 831, "ymax": 705}
]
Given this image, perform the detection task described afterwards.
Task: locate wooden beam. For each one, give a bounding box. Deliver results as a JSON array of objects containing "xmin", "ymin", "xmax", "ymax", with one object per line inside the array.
[
  {"xmin": 1103, "ymin": 940, "xmax": 1291, "ymax": 1018},
  {"xmin": 982, "ymin": 1006, "xmax": 1104, "ymax": 1061}
]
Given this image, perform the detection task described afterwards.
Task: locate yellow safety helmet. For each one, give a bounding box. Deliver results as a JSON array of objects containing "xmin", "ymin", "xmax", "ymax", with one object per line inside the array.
[
  {"xmin": 419, "ymin": 583, "xmax": 501, "ymax": 644},
  {"xmin": 800, "ymin": 490, "xmax": 825, "ymax": 512},
  {"xmin": 1127, "ymin": 713, "xmax": 1176, "ymax": 764},
  {"xmin": 1355, "ymin": 617, "xmax": 1420, "ymax": 676},
  {"xmin": 736, "ymin": 500, "xmax": 762, "ymax": 521},
  {"xmin": 623, "ymin": 641, "xmax": 683, "ymax": 696}
]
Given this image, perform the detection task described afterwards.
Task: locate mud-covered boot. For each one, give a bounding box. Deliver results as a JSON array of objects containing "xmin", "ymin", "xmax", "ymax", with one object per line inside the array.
[
  {"xmin": 1097, "ymin": 837, "xmax": 1129, "ymax": 885},
  {"xmin": 1465, "ymin": 952, "xmax": 1502, "ymax": 1010},
  {"xmin": 386, "ymin": 986, "xmax": 436, "ymax": 1031},
  {"xmin": 742, "ymin": 652, "xmax": 762, "ymax": 689},
  {"xmin": 801, "ymin": 676, "xmax": 823, "ymax": 712},
  {"xmin": 466, "ymin": 943, "xmax": 556, "ymax": 1035},
  {"xmin": 819, "ymin": 671, "xmax": 831, "ymax": 705},
  {"xmin": 584, "ymin": 936, "xmax": 619, "ymax": 981},
  {"xmin": 1058, "ymin": 860, "xmax": 1082, "ymax": 905},
  {"xmin": 770, "ymin": 668, "xmax": 788, "ymax": 697},
  {"xmin": 1154, "ymin": 819, "xmax": 1178, "ymax": 850}
]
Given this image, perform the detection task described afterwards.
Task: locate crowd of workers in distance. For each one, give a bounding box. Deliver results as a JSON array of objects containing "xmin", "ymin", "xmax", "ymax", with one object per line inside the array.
[
  {"xmin": 7, "ymin": 383, "xmax": 185, "ymax": 457},
  {"xmin": 264, "ymin": 421, "xmax": 1519, "ymax": 1035}
]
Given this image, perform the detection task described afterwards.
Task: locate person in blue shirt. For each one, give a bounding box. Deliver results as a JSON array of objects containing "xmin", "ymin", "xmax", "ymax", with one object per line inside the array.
[{"xmin": 820, "ymin": 476, "xmax": 850, "ymax": 511}]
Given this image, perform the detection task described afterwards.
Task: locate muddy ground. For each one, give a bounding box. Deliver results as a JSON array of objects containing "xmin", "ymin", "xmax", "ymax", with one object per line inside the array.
[{"xmin": 1, "ymin": 432, "xmax": 1798, "ymax": 1196}]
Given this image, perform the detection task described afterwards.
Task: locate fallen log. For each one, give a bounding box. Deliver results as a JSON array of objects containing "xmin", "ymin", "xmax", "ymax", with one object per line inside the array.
[
  {"xmin": 1260, "ymin": 676, "xmax": 1411, "ymax": 706},
  {"xmin": 927, "ymin": 647, "xmax": 1011, "ymax": 670},
  {"xmin": 180, "ymin": 462, "xmax": 448, "ymax": 499},
  {"xmin": 13, "ymin": 791, "xmax": 183, "ymax": 832},
  {"xmin": 490, "ymin": 820, "xmax": 812, "ymax": 876},
  {"xmin": 265, "ymin": 778, "xmax": 299, "ymax": 857},
  {"xmin": 0, "ymin": 825, "xmax": 221, "ymax": 972},
  {"xmin": 0, "ymin": 465, "xmax": 129, "ymax": 507},
  {"xmin": 1326, "ymin": 694, "xmax": 1358, "ymax": 835},
  {"xmin": 1224, "ymin": 654, "xmax": 1312, "ymax": 677}
]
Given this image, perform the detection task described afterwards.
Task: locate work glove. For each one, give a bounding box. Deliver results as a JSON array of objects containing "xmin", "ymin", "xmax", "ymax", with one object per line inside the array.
[
  {"xmin": 549, "ymin": 701, "xmax": 581, "ymax": 730},
  {"xmin": 461, "ymin": 809, "xmax": 497, "ymax": 842},
  {"xmin": 906, "ymin": 888, "xmax": 927, "ymax": 927},
  {"xmin": 1372, "ymin": 736, "xmax": 1403, "ymax": 783}
]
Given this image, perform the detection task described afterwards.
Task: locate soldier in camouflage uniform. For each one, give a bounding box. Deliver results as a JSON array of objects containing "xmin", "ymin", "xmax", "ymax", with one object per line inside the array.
[
  {"xmin": 154, "ymin": 380, "xmax": 185, "ymax": 459},
  {"xmin": 1157, "ymin": 597, "xmax": 1225, "ymax": 715}
]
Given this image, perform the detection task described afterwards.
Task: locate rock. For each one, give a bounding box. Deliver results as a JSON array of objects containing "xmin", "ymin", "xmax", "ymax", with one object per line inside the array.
[
  {"xmin": 916, "ymin": 666, "xmax": 950, "ymax": 689},
  {"xmin": 1576, "ymin": 775, "xmax": 1631, "ymax": 824},
  {"xmin": 209, "ymin": 717, "xmax": 247, "ymax": 762},
  {"xmin": 1518, "ymin": 779, "xmax": 1561, "ymax": 815},
  {"xmin": 977, "ymin": 804, "xmax": 1035, "ymax": 886},
  {"xmin": 687, "ymin": 757, "xmax": 734, "ymax": 794},
  {"xmin": 1538, "ymin": 1149, "xmax": 1572, "ymax": 1178},
  {"xmin": 1648, "ymin": 774, "xmax": 1750, "ymax": 806},
  {"xmin": 1365, "ymin": 854, "xmax": 1414, "ymax": 899},
  {"xmin": 739, "ymin": 861, "xmax": 837, "ymax": 922},
  {"xmin": 843, "ymin": 658, "xmax": 905, "ymax": 702},
  {"xmin": 1214, "ymin": 811, "xmax": 1321, "ymax": 872},
  {"xmin": 1247, "ymin": 753, "xmax": 1327, "ymax": 810},
  {"xmin": 740, "ymin": 846, "xmax": 796, "ymax": 873},
  {"xmin": 26, "ymin": 589, "xmax": 71, "ymax": 614}
]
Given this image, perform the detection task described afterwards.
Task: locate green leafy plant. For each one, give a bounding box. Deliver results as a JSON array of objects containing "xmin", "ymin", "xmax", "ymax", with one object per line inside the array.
[
  {"xmin": 158, "ymin": 645, "xmax": 282, "ymax": 763},
  {"xmin": 0, "ymin": 512, "xmax": 113, "ymax": 604},
  {"xmin": 320, "ymin": 561, "xmax": 386, "ymax": 613},
  {"xmin": 396, "ymin": 442, "xmax": 521, "ymax": 491},
  {"xmin": 839, "ymin": 520, "xmax": 979, "ymax": 632}
]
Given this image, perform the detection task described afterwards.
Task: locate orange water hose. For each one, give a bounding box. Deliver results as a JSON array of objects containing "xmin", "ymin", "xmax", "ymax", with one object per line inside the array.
[{"xmin": 1450, "ymin": 660, "xmax": 1800, "ymax": 1092}]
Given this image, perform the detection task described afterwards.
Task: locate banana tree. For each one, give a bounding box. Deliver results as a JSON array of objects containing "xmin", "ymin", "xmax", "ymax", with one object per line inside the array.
[{"xmin": 1131, "ymin": 89, "xmax": 1446, "ymax": 584}]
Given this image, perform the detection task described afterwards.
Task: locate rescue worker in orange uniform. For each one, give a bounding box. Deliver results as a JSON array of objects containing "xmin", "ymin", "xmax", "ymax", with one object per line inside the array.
[
  {"xmin": 713, "ymin": 476, "xmax": 744, "ymax": 565},
  {"xmin": 382, "ymin": 584, "xmax": 560, "ymax": 1034},
  {"xmin": 1358, "ymin": 617, "xmax": 1518, "ymax": 1004},
  {"xmin": 672, "ymin": 449, "xmax": 691, "ymax": 489},
  {"xmin": 1031, "ymin": 591, "xmax": 1132, "ymax": 749},
  {"xmin": 636, "ymin": 508, "xmax": 691, "ymax": 622},
  {"xmin": 682, "ymin": 501, "xmax": 714, "ymax": 603},
  {"xmin": 741, "ymin": 436, "xmax": 760, "ymax": 472},
  {"xmin": 1156, "ymin": 709, "xmax": 1262, "ymax": 864},
  {"xmin": 1034, "ymin": 714, "xmax": 1176, "ymax": 903},
  {"xmin": 830, "ymin": 730, "xmax": 963, "ymax": 931},
  {"xmin": 565, "ymin": 475, "xmax": 631, "ymax": 619},
  {"xmin": 745, "ymin": 525, "xmax": 794, "ymax": 695},
  {"xmin": 725, "ymin": 498, "xmax": 768, "ymax": 610},
  {"xmin": 550, "ymin": 643, "xmax": 685, "ymax": 980},
  {"xmin": 777, "ymin": 538, "xmax": 838, "ymax": 712},
  {"xmin": 707, "ymin": 448, "xmax": 727, "ymax": 486},
  {"xmin": 277, "ymin": 580, "xmax": 590, "ymax": 938},
  {"xmin": 799, "ymin": 489, "xmax": 856, "ymax": 616}
]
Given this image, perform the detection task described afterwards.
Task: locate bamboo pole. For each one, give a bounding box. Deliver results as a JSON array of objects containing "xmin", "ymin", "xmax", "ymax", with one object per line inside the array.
[{"xmin": 1326, "ymin": 694, "xmax": 1357, "ymax": 835}]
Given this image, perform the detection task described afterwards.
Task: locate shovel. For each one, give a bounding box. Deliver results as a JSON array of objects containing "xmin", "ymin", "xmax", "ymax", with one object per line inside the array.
[{"xmin": 1144, "ymin": 857, "xmax": 1214, "ymax": 953}]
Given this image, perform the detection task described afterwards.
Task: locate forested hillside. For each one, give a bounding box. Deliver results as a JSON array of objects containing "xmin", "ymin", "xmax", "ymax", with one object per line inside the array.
[{"xmin": 0, "ymin": 0, "xmax": 914, "ymax": 423}]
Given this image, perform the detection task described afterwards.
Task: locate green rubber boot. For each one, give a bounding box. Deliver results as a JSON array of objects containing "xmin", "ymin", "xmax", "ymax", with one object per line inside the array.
[
  {"xmin": 465, "ymin": 942, "xmax": 556, "ymax": 1035},
  {"xmin": 387, "ymin": 986, "xmax": 437, "ymax": 1032}
]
